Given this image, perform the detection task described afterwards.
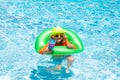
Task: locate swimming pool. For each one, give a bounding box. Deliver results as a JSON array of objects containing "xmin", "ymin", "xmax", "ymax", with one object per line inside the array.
[{"xmin": 0, "ymin": 0, "xmax": 120, "ymax": 80}]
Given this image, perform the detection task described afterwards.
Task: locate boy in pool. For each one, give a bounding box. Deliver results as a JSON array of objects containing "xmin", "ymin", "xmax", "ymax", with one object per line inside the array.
[{"xmin": 40, "ymin": 27, "xmax": 76, "ymax": 73}]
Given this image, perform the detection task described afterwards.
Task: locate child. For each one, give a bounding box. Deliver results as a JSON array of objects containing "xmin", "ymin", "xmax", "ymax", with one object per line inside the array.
[{"xmin": 40, "ymin": 27, "xmax": 76, "ymax": 73}]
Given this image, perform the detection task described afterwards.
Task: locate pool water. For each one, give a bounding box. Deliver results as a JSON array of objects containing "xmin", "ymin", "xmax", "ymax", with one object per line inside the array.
[{"xmin": 0, "ymin": 0, "xmax": 120, "ymax": 80}]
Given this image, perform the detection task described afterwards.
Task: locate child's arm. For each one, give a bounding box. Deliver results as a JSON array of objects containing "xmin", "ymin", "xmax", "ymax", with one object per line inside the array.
[
  {"xmin": 39, "ymin": 44, "xmax": 52, "ymax": 54},
  {"xmin": 63, "ymin": 35, "xmax": 76, "ymax": 49}
]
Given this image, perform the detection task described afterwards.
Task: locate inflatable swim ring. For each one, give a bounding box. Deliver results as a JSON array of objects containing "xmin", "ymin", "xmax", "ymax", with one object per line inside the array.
[{"xmin": 35, "ymin": 27, "xmax": 84, "ymax": 55}]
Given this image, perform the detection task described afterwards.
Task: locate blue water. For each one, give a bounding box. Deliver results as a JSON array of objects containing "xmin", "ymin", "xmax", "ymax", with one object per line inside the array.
[{"xmin": 0, "ymin": 0, "xmax": 120, "ymax": 80}]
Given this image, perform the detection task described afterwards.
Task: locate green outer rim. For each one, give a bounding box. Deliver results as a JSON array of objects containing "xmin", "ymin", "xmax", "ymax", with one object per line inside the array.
[{"xmin": 35, "ymin": 28, "xmax": 84, "ymax": 55}]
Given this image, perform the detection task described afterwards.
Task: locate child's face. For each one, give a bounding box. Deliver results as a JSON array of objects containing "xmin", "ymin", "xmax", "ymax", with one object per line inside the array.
[{"xmin": 52, "ymin": 33, "xmax": 64, "ymax": 43}]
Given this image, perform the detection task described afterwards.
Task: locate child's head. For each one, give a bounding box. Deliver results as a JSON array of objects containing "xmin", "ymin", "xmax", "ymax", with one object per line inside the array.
[{"xmin": 50, "ymin": 27, "xmax": 66, "ymax": 43}]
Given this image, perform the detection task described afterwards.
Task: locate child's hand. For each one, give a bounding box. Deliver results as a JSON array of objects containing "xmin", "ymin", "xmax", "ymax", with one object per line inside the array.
[
  {"xmin": 46, "ymin": 49, "xmax": 52, "ymax": 54},
  {"xmin": 67, "ymin": 44, "xmax": 76, "ymax": 49}
]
